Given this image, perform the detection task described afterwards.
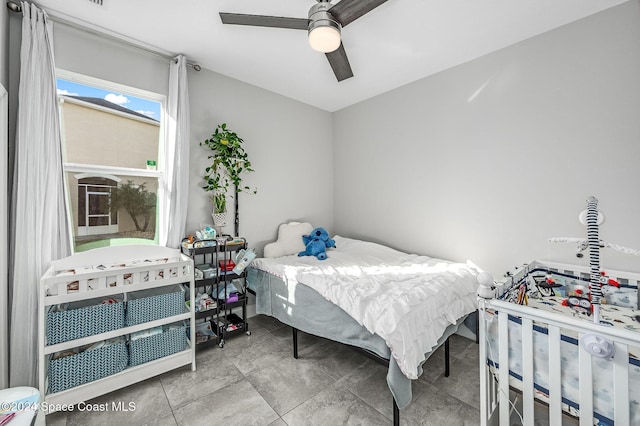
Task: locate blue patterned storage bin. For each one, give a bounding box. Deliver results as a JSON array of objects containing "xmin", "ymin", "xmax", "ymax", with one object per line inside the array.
[
  {"xmin": 128, "ymin": 324, "xmax": 187, "ymax": 366},
  {"xmin": 48, "ymin": 340, "xmax": 128, "ymax": 394},
  {"xmin": 126, "ymin": 285, "xmax": 185, "ymax": 326},
  {"xmin": 46, "ymin": 300, "xmax": 125, "ymax": 345}
]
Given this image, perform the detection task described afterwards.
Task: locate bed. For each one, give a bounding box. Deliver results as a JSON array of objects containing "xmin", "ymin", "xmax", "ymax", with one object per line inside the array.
[
  {"xmin": 479, "ymin": 260, "xmax": 640, "ymax": 426},
  {"xmin": 246, "ymin": 222, "xmax": 481, "ymax": 424}
]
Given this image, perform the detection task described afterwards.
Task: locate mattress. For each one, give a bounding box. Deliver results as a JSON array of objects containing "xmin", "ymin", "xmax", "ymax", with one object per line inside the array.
[
  {"xmin": 250, "ymin": 236, "xmax": 480, "ymax": 380},
  {"xmin": 247, "ymin": 266, "xmax": 467, "ymax": 409}
]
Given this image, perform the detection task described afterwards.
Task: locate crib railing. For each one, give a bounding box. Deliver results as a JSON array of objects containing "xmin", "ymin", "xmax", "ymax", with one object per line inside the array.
[{"xmin": 479, "ymin": 297, "xmax": 640, "ymax": 426}]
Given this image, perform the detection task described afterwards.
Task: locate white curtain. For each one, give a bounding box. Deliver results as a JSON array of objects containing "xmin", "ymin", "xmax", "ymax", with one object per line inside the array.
[
  {"xmin": 0, "ymin": 84, "xmax": 8, "ymax": 390},
  {"xmin": 159, "ymin": 55, "xmax": 190, "ymax": 248},
  {"xmin": 10, "ymin": 2, "xmax": 72, "ymax": 387}
]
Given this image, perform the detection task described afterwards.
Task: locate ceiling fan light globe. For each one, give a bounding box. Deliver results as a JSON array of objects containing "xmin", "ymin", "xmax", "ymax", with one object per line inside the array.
[{"xmin": 308, "ymin": 25, "xmax": 341, "ymax": 53}]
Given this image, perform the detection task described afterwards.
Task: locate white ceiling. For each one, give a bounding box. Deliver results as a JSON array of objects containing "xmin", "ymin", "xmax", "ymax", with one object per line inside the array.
[{"xmin": 35, "ymin": 0, "xmax": 629, "ymax": 112}]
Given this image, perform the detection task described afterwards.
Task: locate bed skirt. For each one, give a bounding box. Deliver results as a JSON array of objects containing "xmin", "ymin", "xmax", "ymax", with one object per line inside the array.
[{"xmin": 247, "ymin": 267, "xmax": 469, "ymax": 409}]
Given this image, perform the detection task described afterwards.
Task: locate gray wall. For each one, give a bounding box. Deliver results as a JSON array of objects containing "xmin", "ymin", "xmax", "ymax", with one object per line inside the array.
[
  {"xmin": 187, "ymin": 69, "xmax": 333, "ymax": 251},
  {"xmin": 48, "ymin": 24, "xmax": 335, "ymax": 254},
  {"xmin": 333, "ymin": 1, "xmax": 640, "ymax": 277}
]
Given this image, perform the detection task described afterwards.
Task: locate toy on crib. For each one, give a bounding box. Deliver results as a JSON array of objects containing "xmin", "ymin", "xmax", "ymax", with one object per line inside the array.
[
  {"xmin": 562, "ymin": 296, "xmax": 592, "ymax": 316},
  {"xmin": 549, "ymin": 196, "xmax": 640, "ymax": 324},
  {"xmin": 195, "ymin": 226, "xmax": 216, "ymax": 241},
  {"xmin": 561, "ymin": 272, "xmax": 619, "ymax": 315},
  {"xmin": 599, "ymin": 271, "xmax": 620, "ymax": 288},
  {"xmin": 562, "ymin": 285, "xmax": 591, "ymax": 315},
  {"xmin": 529, "ymin": 274, "xmax": 564, "ymax": 297},
  {"xmin": 298, "ymin": 227, "xmax": 336, "ymax": 260}
]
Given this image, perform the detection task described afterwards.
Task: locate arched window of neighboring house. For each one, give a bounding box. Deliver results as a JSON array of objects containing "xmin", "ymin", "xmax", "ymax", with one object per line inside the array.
[{"xmin": 76, "ymin": 175, "xmax": 120, "ymax": 236}]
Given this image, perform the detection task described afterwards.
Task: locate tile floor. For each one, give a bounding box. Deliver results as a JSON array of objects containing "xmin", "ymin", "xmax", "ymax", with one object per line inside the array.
[{"xmin": 45, "ymin": 315, "xmax": 481, "ymax": 426}]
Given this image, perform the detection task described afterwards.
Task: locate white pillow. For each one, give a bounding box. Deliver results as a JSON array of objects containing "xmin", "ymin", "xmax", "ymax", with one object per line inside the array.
[{"xmin": 263, "ymin": 222, "xmax": 313, "ymax": 258}]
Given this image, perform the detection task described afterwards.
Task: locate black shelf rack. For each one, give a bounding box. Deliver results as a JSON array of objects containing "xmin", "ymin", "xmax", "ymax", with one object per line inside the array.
[{"xmin": 181, "ymin": 237, "xmax": 251, "ymax": 348}]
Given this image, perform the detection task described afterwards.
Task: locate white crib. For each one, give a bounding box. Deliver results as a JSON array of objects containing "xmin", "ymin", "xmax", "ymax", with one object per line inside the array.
[{"xmin": 479, "ymin": 260, "xmax": 640, "ymax": 426}]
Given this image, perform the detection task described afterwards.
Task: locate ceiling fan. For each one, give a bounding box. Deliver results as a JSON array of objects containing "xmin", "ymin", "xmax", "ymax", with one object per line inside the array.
[{"xmin": 219, "ymin": 0, "xmax": 389, "ymax": 82}]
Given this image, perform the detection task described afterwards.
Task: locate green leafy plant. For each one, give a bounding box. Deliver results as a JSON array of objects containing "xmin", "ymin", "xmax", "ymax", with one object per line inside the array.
[
  {"xmin": 110, "ymin": 180, "xmax": 156, "ymax": 232},
  {"xmin": 201, "ymin": 123, "xmax": 256, "ymax": 213},
  {"xmin": 212, "ymin": 192, "xmax": 227, "ymax": 215}
]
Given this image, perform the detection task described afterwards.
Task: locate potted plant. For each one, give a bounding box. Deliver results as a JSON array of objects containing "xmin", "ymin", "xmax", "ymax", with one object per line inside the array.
[{"xmin": 201, "ymin": 123, "xmax": 256, "ymax": 227}]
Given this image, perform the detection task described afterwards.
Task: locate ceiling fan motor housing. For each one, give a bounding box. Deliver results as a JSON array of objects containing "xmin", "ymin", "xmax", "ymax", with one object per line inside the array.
[
  {"xmin": 308, "ymin": 1, "xmax": 342, "ymax": 52},
  {"xmin": 308, "ymin": 2, "xmax": 342, "ymax": 36}
]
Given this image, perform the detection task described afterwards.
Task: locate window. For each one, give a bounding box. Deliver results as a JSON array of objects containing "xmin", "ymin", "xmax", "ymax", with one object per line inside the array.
[
  {"xmin": 76, "ymin": 176, "xmax": 119, "ymax": 234},
  {"xmin": 57, "ymin": 70, "xmax": 164, "ymax": 252}
]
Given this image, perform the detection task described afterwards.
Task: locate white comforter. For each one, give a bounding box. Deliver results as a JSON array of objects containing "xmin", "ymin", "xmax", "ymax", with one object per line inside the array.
[{"xmin": 251, "ymin": 236, "xmax": 480, "ymax": 379}]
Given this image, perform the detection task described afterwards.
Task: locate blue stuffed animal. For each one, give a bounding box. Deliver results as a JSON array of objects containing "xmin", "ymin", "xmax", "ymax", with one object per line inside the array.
[{"xmin": 298, "ymin": 227, "xmax": 336, "ymax": 260}]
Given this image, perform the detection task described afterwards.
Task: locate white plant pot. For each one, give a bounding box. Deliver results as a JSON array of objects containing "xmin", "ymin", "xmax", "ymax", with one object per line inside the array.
[{"xmin": 212, "ymin": 212, "xmax": 228, "ymax": 226}]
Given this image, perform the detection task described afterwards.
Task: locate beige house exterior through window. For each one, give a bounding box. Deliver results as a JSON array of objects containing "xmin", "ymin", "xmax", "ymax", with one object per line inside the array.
[{"xmin": 58, "ymin": 85, "xmax": 162, "ymax": 251}]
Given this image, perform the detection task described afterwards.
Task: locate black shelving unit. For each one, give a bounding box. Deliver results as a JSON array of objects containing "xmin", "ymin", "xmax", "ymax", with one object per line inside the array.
[{"xmin": 181, "ymin": 237, "xmax": 251, "ymax": 348}]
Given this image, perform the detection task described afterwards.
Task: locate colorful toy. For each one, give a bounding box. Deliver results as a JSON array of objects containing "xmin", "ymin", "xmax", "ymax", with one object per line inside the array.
[
  {"xmin": 562, "ymin": 296, "xmax": 592, "ymax": 316},
  {"xmin": 599, "ymin": 271, "xmax": 620, "ymax": 288},
  {"xmin": 532, "ymin": 275, "xmax": 564, "ymax": 297},
  {"xmin": 298, "ymin": 227, "xmax": 336, "ymax": 260},
  {"xmin": 561, "ymin": 271, "xmax": 620, "ymax": 315}
]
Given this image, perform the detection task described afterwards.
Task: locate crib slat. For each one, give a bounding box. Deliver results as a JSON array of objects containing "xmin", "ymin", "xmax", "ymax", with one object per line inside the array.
[
  {"xmin": 548, "ymin": 325, "xmax": 562, "ymax": 425},
  {"xmin": 479, "ymin": 308, "xmax": 489, "ymax": 426},
  {"xmin": 521, "ymin": 318, "xmax": 534, "ymax": 426},
  {"xmin": 498, "ymin": 310, "xmax": 510, "ymax": 425},
  {"xmin": 578, "ymin": 334, "xmax": 594, "ymax": 426},
  {"xmin": 613, "ymin": 342, "xmax": 630, "ymax": 425}
]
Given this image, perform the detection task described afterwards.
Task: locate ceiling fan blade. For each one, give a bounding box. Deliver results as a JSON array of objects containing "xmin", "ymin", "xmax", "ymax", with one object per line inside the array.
[
  {"xmin": 328, "ymin": 0, "xmax": 388, "ymax": 27},
  {"xmin": 326, "ymin": 43, "xmax": 353, "ymax": 82},
  {"xmin": 220, "ymin": 12, "xmax": 309, "ymax": 30}
]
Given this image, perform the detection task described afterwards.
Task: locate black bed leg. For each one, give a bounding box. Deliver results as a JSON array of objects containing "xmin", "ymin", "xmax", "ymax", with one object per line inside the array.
[
  {"xmin": 444, "ymin": 338, "xmax": 450, "ymax": 377},
  {"xmin": 292, "ymin": 327, "xmax": 299, "ymax": 359},
  {"xmin": 393, "ymin": 398, "xmax": 399, "ymax": 426}
]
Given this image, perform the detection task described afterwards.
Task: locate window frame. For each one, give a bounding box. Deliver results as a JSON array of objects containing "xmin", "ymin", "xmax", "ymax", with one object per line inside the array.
[{"xmin": 56, "ymin": 69, "xmax": 167, "ymax": 252}]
